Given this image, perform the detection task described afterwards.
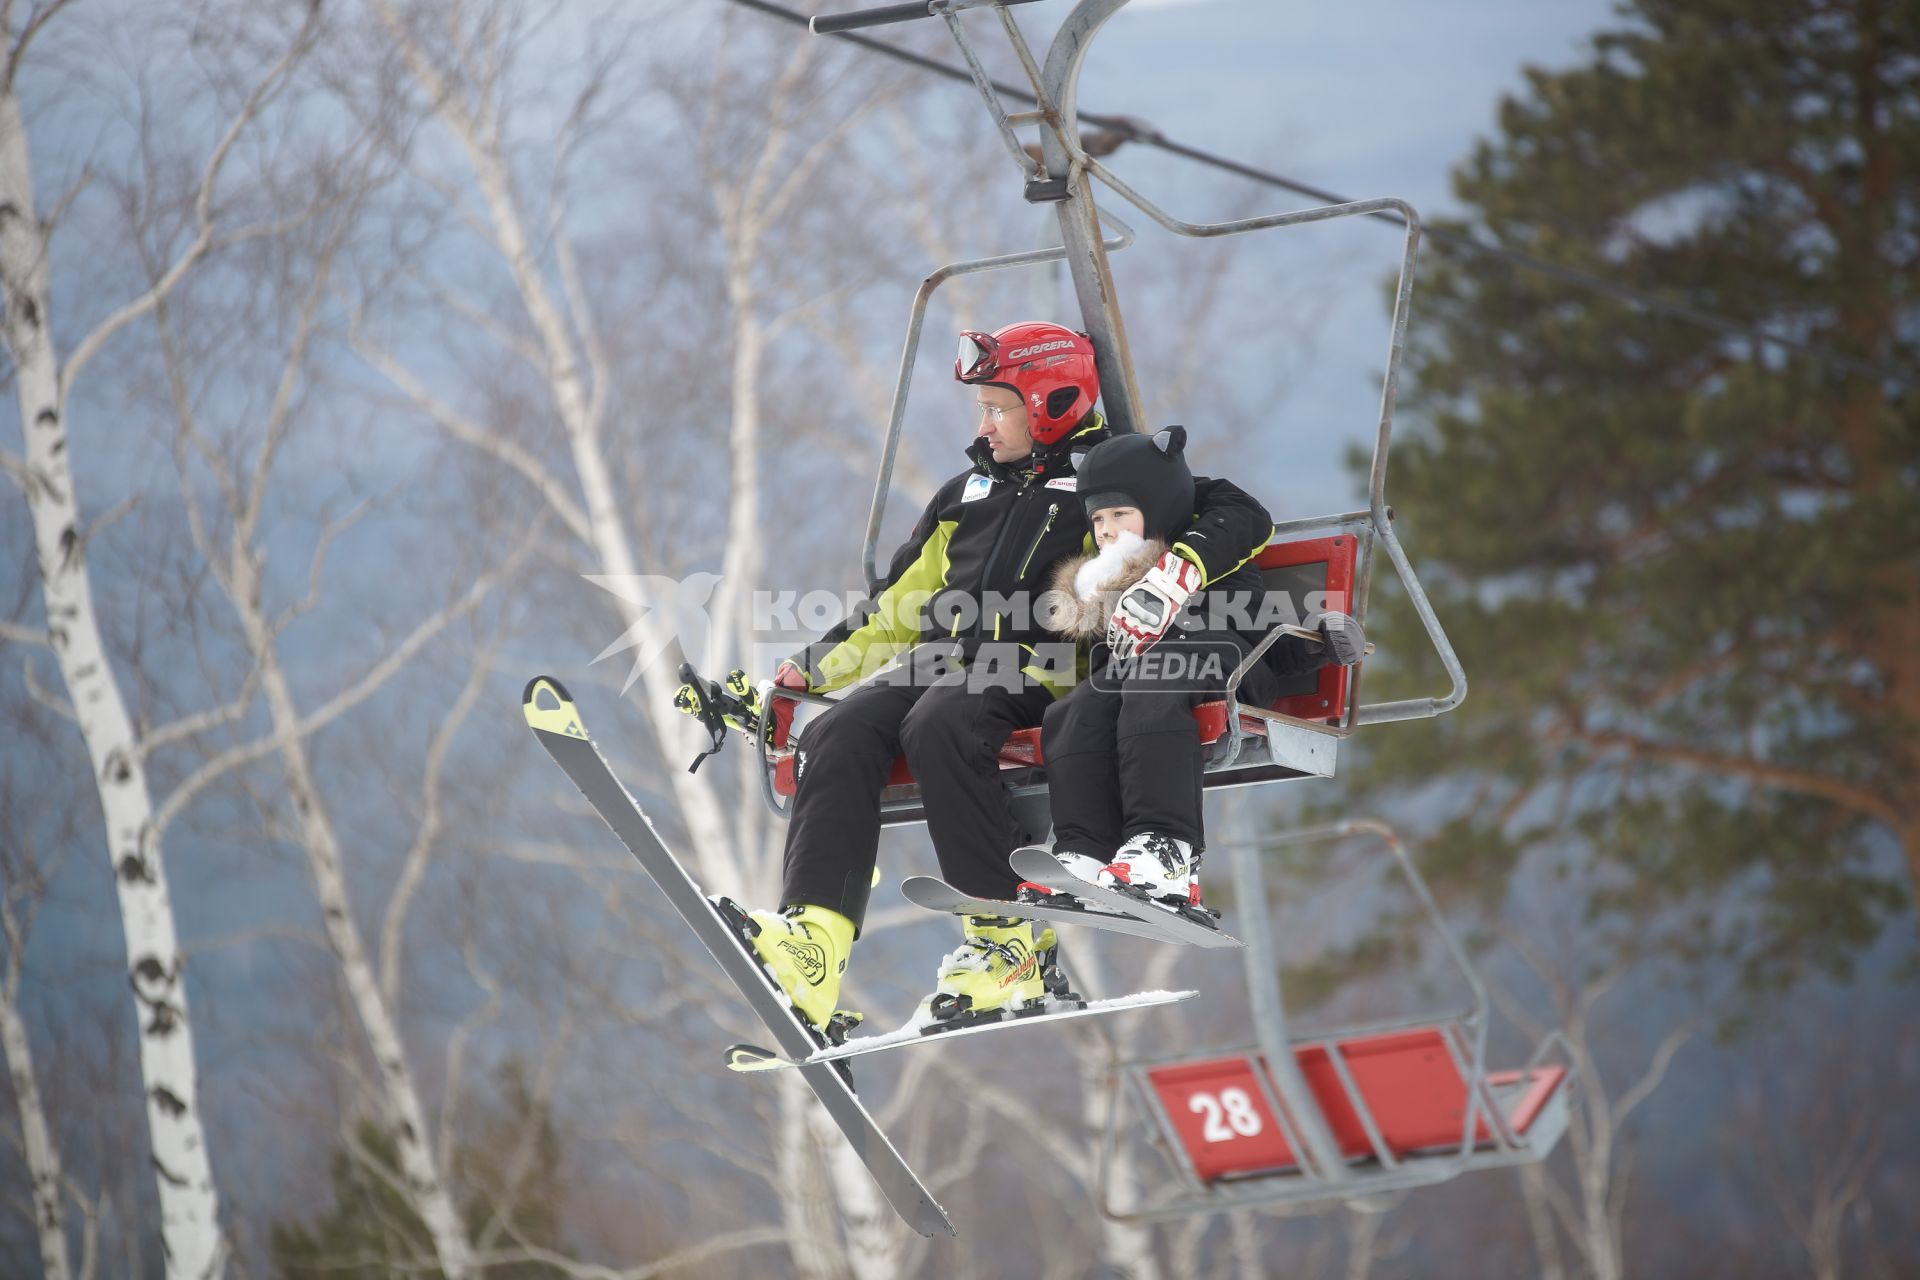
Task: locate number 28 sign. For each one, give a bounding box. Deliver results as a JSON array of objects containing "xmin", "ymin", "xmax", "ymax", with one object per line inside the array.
[{"xmin": 1146, "ymin": 1056, "xmax": 1299, "ymax": 1182}]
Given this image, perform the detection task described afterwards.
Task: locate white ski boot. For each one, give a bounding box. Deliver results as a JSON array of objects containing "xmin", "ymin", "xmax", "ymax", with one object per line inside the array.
[{"xmin": 1098, "ymin": 832, "xmax": 1200, "ymax": 907}]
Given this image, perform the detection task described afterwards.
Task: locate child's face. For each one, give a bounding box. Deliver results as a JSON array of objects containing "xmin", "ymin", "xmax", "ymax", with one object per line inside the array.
[{"xmin": 1091, "ymin": 506, "xmax": 1144, "ymax": 548}]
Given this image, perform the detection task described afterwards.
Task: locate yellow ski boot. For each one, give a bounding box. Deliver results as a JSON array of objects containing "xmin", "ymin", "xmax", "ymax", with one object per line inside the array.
[
  {"xmin": 744, "ymin": 904, "xmax": 856, "ymax": 1034},
  {"xmin": 921, "ymin": 915, "xmax": 1064, "ymax": 1026}
]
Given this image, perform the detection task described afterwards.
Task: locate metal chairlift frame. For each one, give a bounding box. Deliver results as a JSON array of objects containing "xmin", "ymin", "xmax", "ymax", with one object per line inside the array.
[
  {"xmin": 1096, "ymin": 820, "xmax": 1576, "ymax": 1221},
  {"xmin": 754, "ymin": 0, "xmax": 1466, "ymax": 822}
]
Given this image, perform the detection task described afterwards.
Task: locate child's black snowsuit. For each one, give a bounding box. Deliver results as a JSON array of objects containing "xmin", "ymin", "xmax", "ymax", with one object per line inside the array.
[{"xmin": 1039, "ymin": 428, "xmax": 1327, "ymax": 860}]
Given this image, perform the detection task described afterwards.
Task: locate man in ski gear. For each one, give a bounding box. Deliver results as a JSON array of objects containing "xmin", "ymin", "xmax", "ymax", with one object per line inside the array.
[
  {"xmin": 736, "ymin": 323, "xmax": 1272, "ymax": 1029},
  {"xmin": 1037, "ymin": 426, "xmax": 1366, "ymax": 908}
]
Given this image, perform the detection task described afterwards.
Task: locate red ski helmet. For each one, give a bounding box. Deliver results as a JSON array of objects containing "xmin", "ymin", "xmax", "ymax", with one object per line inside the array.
[{"xmin": 954, "ymin": 321, "xmax": 1100, "ymax": 445}]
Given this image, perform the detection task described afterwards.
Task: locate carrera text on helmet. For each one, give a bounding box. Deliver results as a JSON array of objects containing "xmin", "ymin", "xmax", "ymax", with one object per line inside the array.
[{"xmin": 1006, "ymin": 340, "xmax": 1077, "ymax": 361}]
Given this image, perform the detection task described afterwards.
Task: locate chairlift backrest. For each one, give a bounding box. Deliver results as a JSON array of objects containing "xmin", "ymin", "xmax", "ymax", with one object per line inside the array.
[{"xmin": 1255, "ymin": 535, "xmax": 1358, "ymax": 725}]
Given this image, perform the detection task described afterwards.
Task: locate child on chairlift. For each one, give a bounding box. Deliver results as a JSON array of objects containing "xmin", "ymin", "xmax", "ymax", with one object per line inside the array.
[{"xmin": 1033, "ymin": 425, "xmax": 1367, "ymax": 910}]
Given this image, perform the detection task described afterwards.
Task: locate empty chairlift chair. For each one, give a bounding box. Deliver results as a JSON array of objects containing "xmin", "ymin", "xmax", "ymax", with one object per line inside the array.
[{"xmin": 1096, "ymin": 820, "xmax": 1575, "ymax": 1220}]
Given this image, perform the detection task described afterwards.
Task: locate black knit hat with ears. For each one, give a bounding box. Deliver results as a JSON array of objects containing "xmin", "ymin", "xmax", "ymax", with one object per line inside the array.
[{"xmin": 1076, "ymin": 426, "xmax": 1195, "ymax": 544}]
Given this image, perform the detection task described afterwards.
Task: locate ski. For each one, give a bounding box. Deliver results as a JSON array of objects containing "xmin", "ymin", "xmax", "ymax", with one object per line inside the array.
[
  {"xmin": 900, "ymin": 874, "xmax": 1200, "ymax": 945},
  {"xmin": 723, "ymin": 988, "xmax": 1196, "ymax": 1073},
  {"xmin": 1007, "ymin": 847, "xmax": 1244, "ymax": 949},
  {"xmin": 520, "ymin": 677, "xmax": 955, "ymax": 1239}
]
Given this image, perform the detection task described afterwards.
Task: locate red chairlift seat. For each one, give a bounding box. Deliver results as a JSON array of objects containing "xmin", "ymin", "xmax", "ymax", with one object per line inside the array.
[
  {"xmin": 1142, "ymin": 1030, "xmax": 1571, "ymax": 1185},
  {"xmin": 769, "ymin": 533, "xmax": 1360, "ymax": 817}
]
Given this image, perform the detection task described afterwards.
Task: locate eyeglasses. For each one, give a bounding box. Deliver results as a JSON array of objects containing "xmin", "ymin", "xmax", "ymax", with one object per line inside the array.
[{"xmin": 976, "ymin": 401, "xmax": 1019, "ymax": 422}]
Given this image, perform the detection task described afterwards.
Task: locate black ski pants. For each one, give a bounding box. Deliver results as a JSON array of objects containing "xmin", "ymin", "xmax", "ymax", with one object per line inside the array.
[
  {"xmin": 1040, "ymin": 630, "xmax": 1278, "ymax": 860},
  {"xmin": 780, "ymin": 665, "xmax": 1054, "ymax": 932}
]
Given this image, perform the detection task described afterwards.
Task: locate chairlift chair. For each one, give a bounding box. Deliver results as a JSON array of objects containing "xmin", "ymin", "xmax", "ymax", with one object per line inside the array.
[
  {"xmin": 755, "ymin": 0, "xmax": 1465, "ymax": 833},
  {"xmin": 1096, "ymin": 821, "xmax": 1576, "ymax": 1220},
  {"xmin": 747, "ymin": 0, "xmax": 1574, "ymax": 1221}
]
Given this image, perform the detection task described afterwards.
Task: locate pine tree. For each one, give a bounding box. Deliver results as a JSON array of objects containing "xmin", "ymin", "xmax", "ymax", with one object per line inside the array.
[
  {"xmin": 270, "ymin": 1061, "xmax": 567, "ymax": 1278},
  {"xmin": 1340, "ymin": 0, "xmax": 1919, "ymax": 986}
]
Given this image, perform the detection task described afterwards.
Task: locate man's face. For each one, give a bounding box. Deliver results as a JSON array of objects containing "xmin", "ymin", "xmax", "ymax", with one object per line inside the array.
[{"xmin": 975, "ymin": 386, "xmax": 1033, "ymax": 463}]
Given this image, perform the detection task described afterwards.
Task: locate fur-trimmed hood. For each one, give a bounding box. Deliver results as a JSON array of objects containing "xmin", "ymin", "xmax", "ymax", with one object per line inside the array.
[{"xmin": 1044, "ymin": 536, "xmax": 1168, "ymax": 640}]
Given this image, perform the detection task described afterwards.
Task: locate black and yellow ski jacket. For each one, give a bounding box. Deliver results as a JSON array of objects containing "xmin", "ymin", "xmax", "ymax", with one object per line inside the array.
[{"xmin": 790, "ymin": 414, "xmax": 1277, "ymax": 699}]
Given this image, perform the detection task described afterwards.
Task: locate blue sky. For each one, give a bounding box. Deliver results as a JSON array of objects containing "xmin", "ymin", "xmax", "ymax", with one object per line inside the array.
[
  {"xmin": 978, "ymin": 0, "xmax": 1625, "ymax": 515},
  {"xmin": 1097, "ymin": 0, "xmax": 1621, "ymax": 208}
]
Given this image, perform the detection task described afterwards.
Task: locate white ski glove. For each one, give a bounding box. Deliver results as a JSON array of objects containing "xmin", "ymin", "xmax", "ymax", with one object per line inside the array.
[
  {"xmin": 1316, "ymin": 611, "xmax": 1367, "ymax": 666},
  {"xmin": 1108, "ymin": 550, "xmax": 1202, "ymax": 660}
]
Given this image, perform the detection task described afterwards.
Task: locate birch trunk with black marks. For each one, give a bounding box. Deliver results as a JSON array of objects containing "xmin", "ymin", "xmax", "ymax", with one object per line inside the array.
[
  {"xmin": 1, "ymin": 923, "xmax": 71, "ymax": 1280},
  {"xmin": 0, "ymin": 82, "xmax": 225, "ymax": 1280},
  {"xmin": 242, "ymin": 611, "xmax": 477, "ymax": 1280},
  {"xmin": 358, "ymin": 8, "xmax": 906, "ymax": 1266}
]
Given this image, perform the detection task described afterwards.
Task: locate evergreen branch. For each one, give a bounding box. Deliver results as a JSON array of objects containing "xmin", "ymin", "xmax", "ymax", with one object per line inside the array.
[
  {"xmin": 1631, "ymin": 647, "xmax": 1751, "ymax": 712},
  {"xmin": 1572, "ymin": 727, "xmax": 1903, "ymax": 833},
  {"xmin": 433, "ymin": 940, "xmax": 502, "ymax": 1180},
  {"xmin": 468, "ymin": 1015, "xmax": 574, "ymax": 1255}
]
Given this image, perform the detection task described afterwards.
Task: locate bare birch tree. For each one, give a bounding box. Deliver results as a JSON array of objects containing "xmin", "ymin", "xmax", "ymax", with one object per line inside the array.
[
  {"xmin": 146, "ymin": 166, "xmax": 548, "ymax": 1272},
  {"xmin": 1728, "ymin": 1010, "xmax": 1901, "ymax": 1280},
  {"xmin": 332, "ymin": 4, "xmax": 966, "ymax": 1270},
  {"xmin": 0, "ymin": 697, "xmax": 85, "ymax": 1280},
  {"xmin": 0, "ymin": 5, "xmax": 322, "ymax": 1273},
  {"xmin": 1487, "ymin": 934, "xmax": 1694, "ymax": 1280}
]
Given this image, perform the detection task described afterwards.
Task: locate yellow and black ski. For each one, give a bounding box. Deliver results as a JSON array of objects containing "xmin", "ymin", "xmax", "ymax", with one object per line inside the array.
[{"xmin": 521, "ymin": 677, "xmax": 954, "ymax": 1238}]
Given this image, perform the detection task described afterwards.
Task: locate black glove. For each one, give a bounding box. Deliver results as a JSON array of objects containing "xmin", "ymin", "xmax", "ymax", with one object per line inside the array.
[{"xmin": 1316, "ymin": 612, "xmax": 1367, "ymax": 666}]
